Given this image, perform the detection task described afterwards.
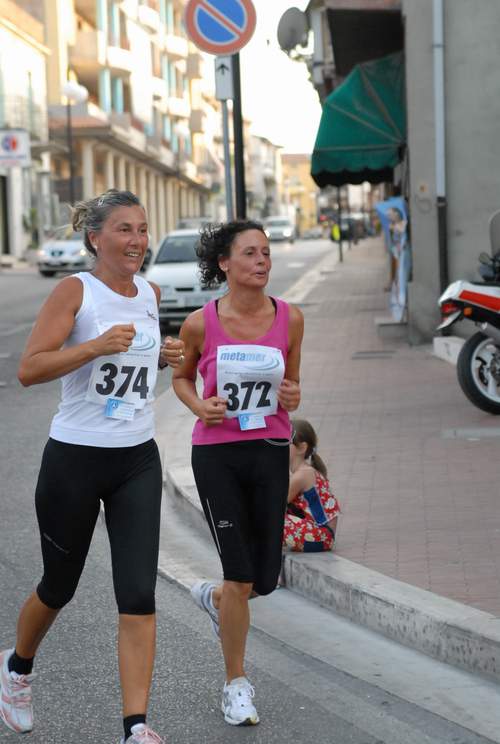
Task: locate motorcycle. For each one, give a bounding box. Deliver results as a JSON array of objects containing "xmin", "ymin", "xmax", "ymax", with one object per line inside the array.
[{"xmin": 438, "ymin": 251, "xmax": 500, "ymax": 414}]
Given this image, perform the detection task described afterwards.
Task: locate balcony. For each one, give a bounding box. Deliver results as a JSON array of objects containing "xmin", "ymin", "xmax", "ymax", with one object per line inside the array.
[
  {"xmin": 0, "ymin": 95, "xmax": 48, "ymax": 142},
  {"xmin": 263, "ymin": 166, "xmax": 277, "ymax": 183},
  {"xmin": 107, "ymin": 46, "xmax": 134, "ymax": 75},
  {"xmin": 159, "ymin": 144, "xmax": 176, "ymax": 170},
  {"xmin": 165, "ymin": 34, "xmax": 189, "ymax": 59},
  {"xmin": 189, "ymin": 109, "xmax": 204, "ymax": 134},
  {"xmin": 187, "ymin": 53, "xmax": 203, "ymax": 79},
  {"xmin": 167, "ymin": 96, "xmax": 190, "ymax": 119},
  {"xmin": 152, "ymin": 77, "xmax": 167, "ymax": 100},
  {"xmin": 146, "ymin": 131, "xmax": 162, "ymax": 152},
  {"xmin": 71, "ymin": 29, "xmax": 105, "ymax": 72},
  {"xmin": 138, "ymin": 4, "xmax": 161, "ymax": 33}
]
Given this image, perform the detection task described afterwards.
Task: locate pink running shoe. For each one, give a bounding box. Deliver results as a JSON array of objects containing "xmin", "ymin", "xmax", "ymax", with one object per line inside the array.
[
  {"xmin": 120, "ymin": 723, "xmax": 165, "ymax": 743},
  {"xmin": 0, "ymin": 648, "xmax": 35, "ymax": 733}
]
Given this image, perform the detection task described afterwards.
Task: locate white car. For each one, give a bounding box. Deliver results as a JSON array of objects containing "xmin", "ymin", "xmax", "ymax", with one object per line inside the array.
[
  {"xmin": 264, "ymin": 216, "xmax": 296, "ymax": 242},
  {"xmin": 37, "ymin": 230, "xmax": 93, "ymax": 277},
  {"xmin": 146, "ymin": 229, "xmax": 226, "ymax": 328}
]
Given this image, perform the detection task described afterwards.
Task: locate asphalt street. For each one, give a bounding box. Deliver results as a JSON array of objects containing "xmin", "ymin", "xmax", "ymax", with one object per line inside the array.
[{"xmin": 0, "ymin": 241, "xmax": 494, "ymax": 743}]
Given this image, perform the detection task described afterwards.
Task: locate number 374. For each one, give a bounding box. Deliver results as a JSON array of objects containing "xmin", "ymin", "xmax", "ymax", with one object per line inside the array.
[
  {"xmin": 223, "ymin": 380, "xmax": 272, "ymax": 412},
  {"xmin": 96, "ymin": 363, "xmax": 149, "ymax": 399}
]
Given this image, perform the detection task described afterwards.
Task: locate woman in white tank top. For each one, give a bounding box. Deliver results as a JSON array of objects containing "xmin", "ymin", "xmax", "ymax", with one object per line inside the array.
[{"xmin": 0, "ymin": 190, "xmax": 184, "ymax": 744}]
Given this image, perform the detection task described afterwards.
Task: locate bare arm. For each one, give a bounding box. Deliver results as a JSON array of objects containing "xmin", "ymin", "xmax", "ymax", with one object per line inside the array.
[
  {"xmin": 287, "ymin": 466, "xmax": 314, "ymax": 504},
  {"xmin": 277, "ymin": 304, "xmax": 304, "ymax": 411},
  {"xmin": 18, "ymin": 277, "xmax": 136, "ymax": 387},
  {"xmin": 172, "ymin": 310, "xmax": 227, "ymax": 426}
]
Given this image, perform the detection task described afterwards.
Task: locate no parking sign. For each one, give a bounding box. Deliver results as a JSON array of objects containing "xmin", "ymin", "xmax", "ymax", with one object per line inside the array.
[{"xmin": 185, "ymin": 0, "xmax": 257, "ymax": 56}]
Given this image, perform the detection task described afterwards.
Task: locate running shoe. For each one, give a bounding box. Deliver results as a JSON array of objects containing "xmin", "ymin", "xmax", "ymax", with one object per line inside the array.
[
  {"xmin": 120, "ymin": 723, "xmax": 165, "ymax": 743},
  {"xmin": 221, "ymin": 677, "xmax": 259, "ymax": 726},
  {"xmin": 190, "ymin": 580, "xmax": 220, "ymax": 638},
  {"xmin": 0, "ymin": 648, "xmax": 35, "ymax": 733}
]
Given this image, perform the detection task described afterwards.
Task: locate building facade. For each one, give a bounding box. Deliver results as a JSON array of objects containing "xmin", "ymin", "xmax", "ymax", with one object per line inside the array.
[
  {"xmin": 0, "ymin": 0, "xmax": 50, "ymax": 259},
  {"xmin": 247, "ymin": 134, "xmax": 282, "ymax": 220},
  {"xmin": 281, "ymin": 154, "xmax": 320, "ymax": 235},
  {"xmin": 306, "ymin": 0, "xmax": 500, "ymax": 341},
  {"xmin": 45, "ymin": 0, "xmax": 215, "ymax": 245}
]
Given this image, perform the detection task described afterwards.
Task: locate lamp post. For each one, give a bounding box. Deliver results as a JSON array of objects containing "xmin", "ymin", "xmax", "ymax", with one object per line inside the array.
[{"xmin": 61, "ymin": 81, "xmax": 88, "ymax": 205}]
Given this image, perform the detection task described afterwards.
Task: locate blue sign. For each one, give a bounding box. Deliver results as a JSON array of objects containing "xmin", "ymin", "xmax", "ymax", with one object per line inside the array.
[{"xmin": 185, "ymin": 0, "xmax": 256, "ymax": 55}]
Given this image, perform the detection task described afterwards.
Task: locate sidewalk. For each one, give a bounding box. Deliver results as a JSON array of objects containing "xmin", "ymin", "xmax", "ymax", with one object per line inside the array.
[
  {"xmin": 0, "ymin": 254, "xmax": 34, "ymax": 271},
  {"xmin": 154, "ymin": 236, "xmax": 500, "ymax": 682}
]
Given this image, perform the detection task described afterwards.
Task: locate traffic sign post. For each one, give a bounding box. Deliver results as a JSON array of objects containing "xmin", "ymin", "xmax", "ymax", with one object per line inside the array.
[
  {"xmin": 185, "ymin": 0, "xmax": 256, "ymax": 219},
  {"xmin": 215, "ymin": 56, "xmax": 235, "ymax": 221}
]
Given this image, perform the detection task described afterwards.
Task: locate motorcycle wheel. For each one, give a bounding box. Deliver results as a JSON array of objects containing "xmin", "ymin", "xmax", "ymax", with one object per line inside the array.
[{"xmin": 457, "ymin": 331, "xmax": 500, "ymax": 414}]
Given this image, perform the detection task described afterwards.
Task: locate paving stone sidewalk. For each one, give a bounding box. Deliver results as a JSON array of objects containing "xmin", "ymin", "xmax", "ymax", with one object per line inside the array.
[{"xmin": 305, "ymin": 236, "xmax": 500, "ymax": 616}]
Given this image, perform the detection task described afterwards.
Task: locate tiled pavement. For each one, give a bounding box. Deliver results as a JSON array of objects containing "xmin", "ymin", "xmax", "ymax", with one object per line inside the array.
[{"xmin": 300, "ymin": 237, "xmax": 500, "ymax": 616}]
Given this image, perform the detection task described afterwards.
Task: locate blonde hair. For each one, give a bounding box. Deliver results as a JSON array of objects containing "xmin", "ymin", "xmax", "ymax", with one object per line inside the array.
[
  {"xmin": 291, "ymin": 418, "xmax": 328, "ymax": 478},
  {"xmin": 72, "ymin": 189, "xmax": 144, "ymax": 256}
]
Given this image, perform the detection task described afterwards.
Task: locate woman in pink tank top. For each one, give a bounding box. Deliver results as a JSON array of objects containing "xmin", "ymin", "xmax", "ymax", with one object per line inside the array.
[{"xmin": 172, "ymin": 220, "xmax": 303, "ymax": 726}]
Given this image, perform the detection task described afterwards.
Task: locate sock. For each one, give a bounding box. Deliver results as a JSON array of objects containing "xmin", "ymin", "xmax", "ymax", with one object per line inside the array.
[
  {"xmin": 124, "ymin": 714, "xmax": 146, "ymax": 740},
  {"xmin": 8, "ymin": 651, "xmax": 34, "ymax": 676}
]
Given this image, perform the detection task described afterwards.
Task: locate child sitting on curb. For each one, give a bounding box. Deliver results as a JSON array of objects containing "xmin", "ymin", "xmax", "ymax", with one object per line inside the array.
[{"xmin": 283, "ymin": 419, "xmax": 340, "ymax": 553}]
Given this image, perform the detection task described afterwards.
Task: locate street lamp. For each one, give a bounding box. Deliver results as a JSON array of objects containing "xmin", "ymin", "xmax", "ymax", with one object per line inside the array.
[{"xmin": 61, "ymin": 80, "xmax": 88, "ymax": 206}]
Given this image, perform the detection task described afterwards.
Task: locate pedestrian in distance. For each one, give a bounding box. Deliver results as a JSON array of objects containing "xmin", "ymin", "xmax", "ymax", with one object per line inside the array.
[
  {"xmin": 172, "ymin": 220, "xmax": 303, "ymax": 726},
  {"xmin": 283, "ymin": 418, "xmax": 340, "ymax": 553},
  {"xmin": 0, "ymin": 189, "xmax": 185, "ymax": 744}
]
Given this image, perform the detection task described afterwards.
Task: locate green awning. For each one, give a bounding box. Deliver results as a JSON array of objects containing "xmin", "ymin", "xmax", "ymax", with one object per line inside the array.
[{"xmin": 311, "ymin": 52, "xmax": 406, "ymax": 187}]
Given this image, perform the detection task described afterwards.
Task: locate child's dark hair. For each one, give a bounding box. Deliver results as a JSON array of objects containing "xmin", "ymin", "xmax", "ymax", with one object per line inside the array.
[
  {"xmin": 72, "ymin": 189, "xmax": 144, "ymax": 256},
  {"xmin": 291, "ymin": 419, "xmax": 328, "ymax": 478},
  {"xmin": 196, "ymin": 219, "xmax": 266, "ymax": 287}
]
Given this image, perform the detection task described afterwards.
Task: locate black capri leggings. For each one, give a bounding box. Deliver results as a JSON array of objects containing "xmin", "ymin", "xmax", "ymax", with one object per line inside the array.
[
  {"xmin": 35, "ymin": 438, "xmax": 162, "ymax": 614},
  {"xmin": 191, "ymin": 439, "xmax": 289, "ymax": 596}
]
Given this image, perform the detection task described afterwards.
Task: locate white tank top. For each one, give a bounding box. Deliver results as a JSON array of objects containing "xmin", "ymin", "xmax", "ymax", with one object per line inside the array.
[{"xmin": 49, "ymin": 272, "xmax": 160, "ymax": 448}]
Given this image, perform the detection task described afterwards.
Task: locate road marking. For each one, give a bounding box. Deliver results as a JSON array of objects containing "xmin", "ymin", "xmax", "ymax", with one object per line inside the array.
[
  {"xmin": 281, "ymin": 250, "xmax": 338, "ymax": 304},
  {"xmin": 287, "ymin": 262, "xmax": 305, "ymax": 269},
  {"xmin": 442, "ymin": 427, "xmax": 500, "ymax": 439}
]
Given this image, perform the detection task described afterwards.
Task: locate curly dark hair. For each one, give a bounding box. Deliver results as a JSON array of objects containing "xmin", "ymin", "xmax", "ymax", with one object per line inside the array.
[{"xmin": 196, "ymin": 219, "xmax": 266, "ymax": 287}]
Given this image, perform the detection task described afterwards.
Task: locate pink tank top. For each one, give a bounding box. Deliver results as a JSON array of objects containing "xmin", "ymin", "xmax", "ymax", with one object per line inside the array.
[{"xmin": 192, "ymin": 298, "xmax": 292, "ymax": 445}]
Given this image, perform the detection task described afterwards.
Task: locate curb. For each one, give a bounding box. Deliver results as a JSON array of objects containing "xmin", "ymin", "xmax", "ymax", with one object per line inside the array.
[
  {"xmin": 433, "ymin": 335, "xmax": 464, "ymax": 365},
  {"xmin": 162, "ymin": 455, "xmax": 500, "ymax": 685},
  {"xmin": 283, "ymin": 551, "xmax": 500, "ymax": 684}
]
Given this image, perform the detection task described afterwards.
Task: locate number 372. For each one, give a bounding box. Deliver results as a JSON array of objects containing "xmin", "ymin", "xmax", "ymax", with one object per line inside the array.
[{"xmin": 223, "ymin": 380, "xmax": 272, "ymax": 412}]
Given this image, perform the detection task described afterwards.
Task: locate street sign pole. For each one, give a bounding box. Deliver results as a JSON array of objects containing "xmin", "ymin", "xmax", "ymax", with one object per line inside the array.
[
  {"xmin": 221, "ymin": 101, "xmax": 234, "ymax": 221},
  {"xmin": 215, "ymin": 55, "xmax": 234, "ymax": 222},
  {"xmin": 185, "ymin": 0, "xmax": 256, "ymax": 222},
  {"xmin": 232, "ymin": 53, "xmax": 246, "ymax": 220}
]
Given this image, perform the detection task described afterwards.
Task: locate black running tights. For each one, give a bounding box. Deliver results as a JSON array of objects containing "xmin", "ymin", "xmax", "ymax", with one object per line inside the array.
[{"xmin": 34, "ymin": 438, "xmax": 162, "ymax": 614}]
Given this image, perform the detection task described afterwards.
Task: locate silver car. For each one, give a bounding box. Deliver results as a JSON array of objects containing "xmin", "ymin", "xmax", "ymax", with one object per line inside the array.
[
  {"xmin": 37, "ymin": 229, "xmax": 93, "ymax": 277},
  {"xmin": 264, "ymin": 216, "xmax": 296, "ymax": 242}
]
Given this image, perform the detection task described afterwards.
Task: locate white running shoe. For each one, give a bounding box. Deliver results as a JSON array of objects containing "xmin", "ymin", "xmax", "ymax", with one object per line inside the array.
[
  {"xmin": 221, "ymin": 677, "xmax": 259, "ymax": 726},
  {"xmin": 0, "ymin": 648, "xmax": 35, "ymax": 733},
  {"xmin": 120, "ymin": 723, "xmax": 164, "ymax": 743},
  {"xmin": 190, "ymin": 580, "xmax": 220, "ymax": 638}
]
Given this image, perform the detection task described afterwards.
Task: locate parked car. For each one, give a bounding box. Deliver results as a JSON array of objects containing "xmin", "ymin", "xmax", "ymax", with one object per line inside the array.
[
  {"xmin": 146, "ymin": 229, "xmax": 226, "ymax": 328},
  {"xmin": 263, "ymin": 216, "xmax": 296, "ymax": 242},
  {"xmin": 37, "ymin": 227, "xmax": 153, "ymax": 278},
  {"xmin": 37, "ymin": 229, "xmax": 93, "ymax": 277},
  {"xmin": 302, "ymin": 226, "xmax": 323, "ymax": 240}
]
